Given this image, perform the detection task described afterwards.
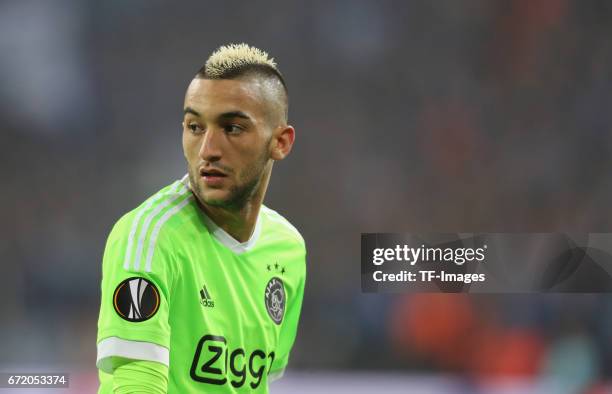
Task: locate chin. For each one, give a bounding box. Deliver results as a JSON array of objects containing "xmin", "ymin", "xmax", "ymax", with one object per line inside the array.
[{"xmin": 200, "ymin": 190, "xmax": 232, "ymax": 207}]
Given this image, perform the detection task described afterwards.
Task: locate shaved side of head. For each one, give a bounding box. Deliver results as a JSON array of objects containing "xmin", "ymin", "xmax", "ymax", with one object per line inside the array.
[{"xmin": 196, "ymin": 43, "xmax": 289, "ymax": 126}]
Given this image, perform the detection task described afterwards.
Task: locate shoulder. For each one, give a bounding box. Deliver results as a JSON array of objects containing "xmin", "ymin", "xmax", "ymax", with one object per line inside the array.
[
  {"xmin": 111, "ymin": 178, "xmax": 194, "ymax": 238},
  {"xmin": 259, "ymin": 206, "xmax": 306, "ymax": 286},
  {"xmin": 260, "ymin": 205, "xmax": 306, "ymax": 251},
  {"xmin": 104, "ymin": 176, "xmax": 196, "ymax": 273}
]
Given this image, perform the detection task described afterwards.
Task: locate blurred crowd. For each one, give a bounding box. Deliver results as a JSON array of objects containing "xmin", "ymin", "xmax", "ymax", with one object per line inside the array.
[{"xmin": 1, "ymin": 0, "xmax": 611, "ymax": 392}]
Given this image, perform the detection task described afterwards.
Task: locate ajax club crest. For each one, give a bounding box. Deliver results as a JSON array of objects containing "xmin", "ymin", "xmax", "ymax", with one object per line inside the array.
[{"xmin": 265, "ymin": 277, "xmax": 285, "ymax": 325}]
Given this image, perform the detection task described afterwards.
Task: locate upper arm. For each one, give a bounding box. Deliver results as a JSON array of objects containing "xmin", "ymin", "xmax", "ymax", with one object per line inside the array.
[{"xmin": 97, "ymin": 212, "xmax": 177, "ymax": 373}]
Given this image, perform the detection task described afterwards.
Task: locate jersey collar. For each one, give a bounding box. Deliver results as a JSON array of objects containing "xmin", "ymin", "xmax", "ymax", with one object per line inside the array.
[{"xmin": 200, "ymin": 209, "xmax": 262, "ymax": 254}]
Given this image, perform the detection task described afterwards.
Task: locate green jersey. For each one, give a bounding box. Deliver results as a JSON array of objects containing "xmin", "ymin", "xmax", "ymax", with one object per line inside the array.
[{"xmin": 96, "ymin": 175, "xmax": 306, "ymax": 393}]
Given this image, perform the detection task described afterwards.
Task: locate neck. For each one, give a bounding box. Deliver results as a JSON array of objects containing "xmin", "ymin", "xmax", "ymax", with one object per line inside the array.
[
  {"xmin": 200, "ymin": 200, "xmax": 261, "ymax": 243},
  {"xmin": 194, "ymin": 167, "xmax": 271, "ymax": 243}
]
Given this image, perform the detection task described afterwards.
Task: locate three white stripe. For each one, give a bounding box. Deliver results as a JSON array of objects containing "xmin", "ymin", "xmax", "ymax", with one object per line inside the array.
[
  {"xmin": 144, "ymin": 196, "xmax": 193, "ymax": 272},
  {"xmin": 123, "ymin": 181, "xmax": 182, "ymax": 270},
  {"xmin": 124, "ymin": 180, "xmax": 192, "ymax": 272}
]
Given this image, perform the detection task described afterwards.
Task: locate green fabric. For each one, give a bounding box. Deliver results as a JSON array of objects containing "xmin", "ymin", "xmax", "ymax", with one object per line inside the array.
[
  {"xmin": 97, "ymin": 177, "xmax": 306, "ymax": 393},
  {"xmin": 98, "ymin": 360, "xmax": 168, "ymax": 394}
]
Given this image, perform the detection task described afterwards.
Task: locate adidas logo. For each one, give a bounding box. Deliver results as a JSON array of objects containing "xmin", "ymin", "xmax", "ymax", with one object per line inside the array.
[{"xmin": 199, "ymin": 285, "xmax": 214, "ymax": 308}]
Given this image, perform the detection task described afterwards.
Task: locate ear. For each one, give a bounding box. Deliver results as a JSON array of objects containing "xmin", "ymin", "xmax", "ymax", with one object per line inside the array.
[{"xmin": 270, "ymin": 125, "xmax": 295, "ymax": 161}]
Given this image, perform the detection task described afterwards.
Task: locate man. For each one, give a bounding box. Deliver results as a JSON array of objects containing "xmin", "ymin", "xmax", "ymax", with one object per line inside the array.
[{"xmin": 96, "ymin": 43, "xmax": 306, "ymax": 393}]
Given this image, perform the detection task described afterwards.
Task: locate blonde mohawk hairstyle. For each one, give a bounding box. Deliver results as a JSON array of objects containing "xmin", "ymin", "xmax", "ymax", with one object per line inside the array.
[
  {"xmin": 196, "ymin": 43, "xmax": 289, "ymax": 121},
  {"xmin": 204, "ymin": 43, "xmax": 278, "ymax": 78}
]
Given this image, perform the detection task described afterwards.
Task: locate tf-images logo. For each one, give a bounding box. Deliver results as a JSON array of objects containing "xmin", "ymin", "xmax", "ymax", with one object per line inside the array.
[
  {"xmin": 113, "ymin": 277, "xmax": 160, "ymax": 322},
  {"xmin": 265, "ymin": 277, "xmax": 285, "ymax": 325}
]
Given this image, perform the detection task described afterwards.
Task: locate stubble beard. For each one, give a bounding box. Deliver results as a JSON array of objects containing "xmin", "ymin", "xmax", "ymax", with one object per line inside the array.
[{"xmin": 188, "ymin": 149, "xmax": 271, "ymax": 212}]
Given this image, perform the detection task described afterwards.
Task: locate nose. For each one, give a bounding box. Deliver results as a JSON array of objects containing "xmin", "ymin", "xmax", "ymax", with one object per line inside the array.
[{"xmin": 198, "ymin": 128, "xmax": 222, "ymax": 162}]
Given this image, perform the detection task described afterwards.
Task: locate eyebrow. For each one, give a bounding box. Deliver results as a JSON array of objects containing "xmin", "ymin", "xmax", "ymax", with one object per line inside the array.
[
  {"xmin": 218, "ymin": 111, "xmax": 251, "ymax": 121},
  {"xmin": 183, "ymin": 107, "xmax": 252, "ymax": 122},
  {"xmin": 183, "ymin": 107, "xmax": 201, "ymax": 117}
]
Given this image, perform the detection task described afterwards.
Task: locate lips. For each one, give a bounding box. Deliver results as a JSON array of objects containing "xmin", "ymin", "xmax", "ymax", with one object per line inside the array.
[
  {"xmin": 199, "ymin": 167, "xmax": 227, "ymax": 177},
  {"xmin": 199, "ymin": 166, "xmax": 228, "ymax": 187}
]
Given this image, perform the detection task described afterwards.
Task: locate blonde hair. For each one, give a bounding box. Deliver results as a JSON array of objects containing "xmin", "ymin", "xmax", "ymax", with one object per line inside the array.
[
  {"xmin": 204, "ymin": 43, "xmax": 278, "ymax": 78},
  {"xmin": 197, "ymin": 43, "xmax": 289, "ymax": 121}
]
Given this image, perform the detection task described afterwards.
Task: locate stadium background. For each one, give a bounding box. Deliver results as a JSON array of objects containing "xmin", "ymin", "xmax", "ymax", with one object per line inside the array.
[{"xmin": 1, "ymin": 0, "xmax": 612, "ymax": 393}]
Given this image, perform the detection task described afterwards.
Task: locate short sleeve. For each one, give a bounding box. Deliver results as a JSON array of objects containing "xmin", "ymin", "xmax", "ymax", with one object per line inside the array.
[{"xmin": 96, "ymin": 212, "xmax": 176, "ymax": 373}]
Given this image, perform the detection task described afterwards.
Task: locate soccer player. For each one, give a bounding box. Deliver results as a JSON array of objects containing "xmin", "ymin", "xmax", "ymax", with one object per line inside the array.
[{"xmin": 96, "ymin": 44, "xmax": 306, "ymax": 393}]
